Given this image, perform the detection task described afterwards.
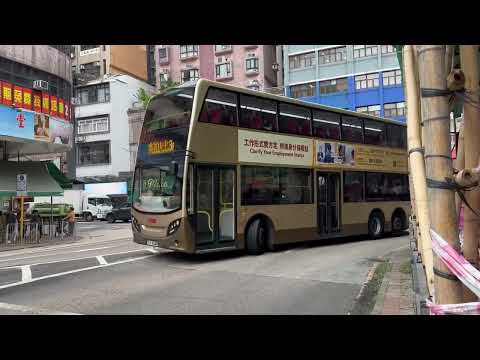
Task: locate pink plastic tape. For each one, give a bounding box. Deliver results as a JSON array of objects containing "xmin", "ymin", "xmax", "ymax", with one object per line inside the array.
[{"xmin": 426, "ymin": 300, "xmax": 480, "ymax": 315}]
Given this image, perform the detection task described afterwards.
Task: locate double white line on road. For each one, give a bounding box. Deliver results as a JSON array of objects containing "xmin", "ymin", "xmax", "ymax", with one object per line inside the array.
[{"xmin": 0, "ymin": 248, "xmax": 159, "ymax": 291}]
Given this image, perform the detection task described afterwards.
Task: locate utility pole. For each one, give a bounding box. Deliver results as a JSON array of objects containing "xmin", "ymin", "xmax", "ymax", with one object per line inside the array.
[
  {"xmin": 459, "ymin": 45, "xmax": 480, "ymax": 302},
  {"xmin": 417, "ymin": 45, "xmax": 462, "ymax": 304}
]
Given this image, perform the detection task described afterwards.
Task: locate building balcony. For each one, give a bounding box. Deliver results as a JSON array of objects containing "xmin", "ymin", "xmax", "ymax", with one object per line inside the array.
[
  {"xmin": 245, "ymin": 68, "xmax": 259, "ymax": 76},
  {"xmin": 214, "ymin": 45, "xmax": 233, "ymax": 55}
]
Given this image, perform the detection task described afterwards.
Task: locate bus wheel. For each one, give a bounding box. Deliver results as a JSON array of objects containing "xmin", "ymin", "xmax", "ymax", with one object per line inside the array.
[
  {"xmin": 84, "ymin": 212, "xmax": 93, "ymax": 222},
  {"xmin": 368, "ymin": 211, "xmax": 384, "ymax": 239},
  {"xmin": 391, "ymin": 210, "xmax": 406, "ymax": 235},
  {"xmin": 246, "ymin": 219, "xmax": 266, "ymax": 255}
]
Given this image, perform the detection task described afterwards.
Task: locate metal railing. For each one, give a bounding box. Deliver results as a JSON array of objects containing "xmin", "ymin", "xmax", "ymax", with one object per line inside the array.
[{"xmin": 0, "ymin": 219, "xmax": 77, "ymax": 248}]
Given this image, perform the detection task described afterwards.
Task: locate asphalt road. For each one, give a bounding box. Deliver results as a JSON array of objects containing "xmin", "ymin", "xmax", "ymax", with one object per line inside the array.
[{"xmin": 0, "ymin": 228, "xmax": 409, "ymax": 315}]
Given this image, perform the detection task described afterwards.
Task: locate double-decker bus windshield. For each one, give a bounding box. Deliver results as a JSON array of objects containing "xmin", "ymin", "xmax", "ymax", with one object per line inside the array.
[{"xmin": 133, "ymin": 85, "xmax": 194, "ymax": 213}]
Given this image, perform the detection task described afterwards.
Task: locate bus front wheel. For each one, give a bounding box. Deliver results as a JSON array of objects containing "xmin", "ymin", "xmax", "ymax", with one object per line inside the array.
[
  {"xmin": 246, "ymin": 219, "xmax": 266, "ymax": 255},
  {"xmin": 368, "ymin": 211, "xmax": 385, "ymax": 239}
]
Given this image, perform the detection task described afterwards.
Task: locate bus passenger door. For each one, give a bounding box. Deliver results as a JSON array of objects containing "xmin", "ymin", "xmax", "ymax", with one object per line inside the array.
[
  {"xmin": 195, "ymin": 166, "xmax": 236, "ymax": 250},
  {"xmin": 317, "ymin": 172, "xmax": 340, "ymax": 234}
]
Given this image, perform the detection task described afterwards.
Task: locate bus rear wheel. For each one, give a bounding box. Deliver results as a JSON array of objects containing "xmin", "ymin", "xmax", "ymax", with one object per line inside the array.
[
  {"xmin": 246, "ymin": 219, "xmax": 266, "ymax": 255},
  {"xmin": 391, "ymin": 210, "xmax": 406, "ymax": 235},
  {"xmin": 368, "ymin": 211, "xmax": 385, "ymax": 239}
]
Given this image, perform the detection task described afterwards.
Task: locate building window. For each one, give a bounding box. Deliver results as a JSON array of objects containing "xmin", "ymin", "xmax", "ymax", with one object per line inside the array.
[
  {"xmin": 353, "ymin": 45, "xmax": 378, "ymax": 58},
  {"xmin": 215, "ymin": 62, "xmax": 232, "ymax": 79},
  {"xmin": 364, "ymin": 118, "xmax": 386, "ymax": 146},
  {"xmin": 80, "ymin": 62, "xmax": 101, "ymax": 78},
  {"xmin": 159, "ymin": 73, "xmax": 169, "ymax": 86},
  {"xmin": 158, "ymin": 47, "xmax": 169, "ymax": 64},
  {"xmin": 382, "ymin": 69, "xmax": 402, "ymax": 86},
  {"xmin": 381, "ymin": 45, "xmax": 396, "ymax": 54},
  {"xmin": 180, "ymin": 45, "xmax": 199, "ymax": 59},
  {"xmin": 76, "ymin": 83, "xmax": 110, "ymax": 105},
  {"xmin": 318, "ymin": 46, "xmax": 347, "ymax": 65},
  {"xmin": 278, "ymin": 103, "xmax": 311, "ymax": 136},
  {"xmin": 289, "ymin": 52, "xmax": 316, "ymax": 70},
  {"xmin": 76, "ymin": 141, "xmax": 110, "ymax": 166},
  {"xmin": 319, "ymin": 78, "xmax": 348, "ymax": 94},
  {"xmin": 214, "ymin": 45, "xmax": 232, "ymax": 53},
  {"xmin": 344, "ymin": 171, "xmax": 364, "ymax": 202},
  {"xmin": 386, "ymin": 123, "xmax": 407, "ymax": 148},
  {"xmin": 290, "ymin": 83, "xmax": 315, "ymax": 98},
  {"xmin": 241, "ymin": 166, "xmax": 312, "ymax": 205},
  {"xmin": 384, "ymin": 102, "xmax": 405, "ymax": 118},
  {"xmin": 355, "ymin": 73, "xmax": 379, "ymax": 90},
  {"xmin": 181, "ymin": 69, "xmax": 199, "ymax": 83},
  {"xmin": 312, "ymin": 110, "xmax": 341, "ymax": 140},
  {"xmin": 199, "ymin": 88, "xmax": 238, "ymax": 126},
  {"xmin": 341, "ymin": 115, "xmax": 364, "ymax": 143},
  {"xmin": 356, "ymin": 104, "xmax": 381, "ymax": 117},
  {"xmin": 77, "ymin": 116, "xmax": 110, "ymax": 135},
  {"xmin": 245, "ymin": 57, "xmax": 259, "ymax": 72},
  {"xmin": 239, "ymin": 94, "xmax": 277, "ymax": 131}
]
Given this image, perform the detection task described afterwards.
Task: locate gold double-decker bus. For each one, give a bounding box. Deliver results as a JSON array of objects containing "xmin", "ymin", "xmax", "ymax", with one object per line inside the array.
[{"xmin": 132, "ymin": 79, "xmax": 410, "ymax": 254}]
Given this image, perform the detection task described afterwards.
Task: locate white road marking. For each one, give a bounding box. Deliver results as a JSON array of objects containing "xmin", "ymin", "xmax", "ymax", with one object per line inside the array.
[
  {"xmin": 0, "ymin": 243, "xmax": 129, "ymax": 263},
  {"xmin": 0, "ymin": 236, "xmax": 132, "ymax": 259},
  {"xmin": 0, "ymin": 253, "xmax": 157, "ymax": 291},
  {"xmin": 0, "ymin": 248, "xmax": 155, "ymax": 270},
  {"xmin": 73, "ymin": 246, "xmax": 114, "ymax": 253},
  {"xmin": 20, "ymin": 265, "xmax": 32, "ymax": 282},
  {"xmin": 0, "ymin": 302, "xmax": 81, "ymax": 315},
  {"xmin": 96, "ymin": 256, "xmax": 108, "ymax": 265}
]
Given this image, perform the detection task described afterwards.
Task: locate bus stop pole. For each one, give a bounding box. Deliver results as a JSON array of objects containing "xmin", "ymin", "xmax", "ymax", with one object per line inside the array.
[
  {"xmin": 20, "ymin": 196, "xmax": 24, "ymax": 241},
  {"xmin": 50, "ymin": 196, "xmax": 53, "ymax": 238}
]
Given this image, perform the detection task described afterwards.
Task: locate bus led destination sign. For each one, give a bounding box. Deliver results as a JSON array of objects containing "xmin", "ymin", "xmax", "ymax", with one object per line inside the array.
[
  {"xmin": 148, "ymin": 139, "xmax": 175, "ymax": 155},
  {"xmin": 238, "ymin": 129, "xmax": 313, "ymax": 166}
]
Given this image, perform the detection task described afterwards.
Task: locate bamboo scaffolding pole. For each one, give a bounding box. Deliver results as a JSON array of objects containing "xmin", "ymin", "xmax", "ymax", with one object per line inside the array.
[
  {"xmin": 404, "ymin": 45, "xmax": 434, "ymax": 295},
  {"xmin": 445, "ymin": 45, "xmax": 454, "ymax": 77},
  {"xmin": 417, "ymin": 45, "xmax": 462, "ymax": 304},
  {"xmin": 459, "ymin": 45, "xmax": 480, "ymax": 302}
]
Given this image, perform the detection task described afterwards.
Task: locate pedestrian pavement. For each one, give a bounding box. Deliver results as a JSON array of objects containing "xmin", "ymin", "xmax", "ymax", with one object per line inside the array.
[{"xmin": 372, "ymin": 246, "xmax": 416, "ymax": 315}]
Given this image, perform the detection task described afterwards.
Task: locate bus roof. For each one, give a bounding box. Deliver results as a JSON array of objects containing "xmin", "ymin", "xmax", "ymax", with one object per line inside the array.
[{"xmin": 155, "ymin": 78, "xmax": 406, "ymax": 128}]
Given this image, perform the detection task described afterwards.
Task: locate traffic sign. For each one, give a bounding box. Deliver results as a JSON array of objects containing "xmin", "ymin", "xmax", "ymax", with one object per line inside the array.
[{"xmin": 17, "ymin": 174, "xmax": 27, "ymax": 196}]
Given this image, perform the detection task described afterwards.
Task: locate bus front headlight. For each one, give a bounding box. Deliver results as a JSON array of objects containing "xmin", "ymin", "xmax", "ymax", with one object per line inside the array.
[{"xmin": 167, "ymin": 219, "xmax": 181, "ymax": 235}]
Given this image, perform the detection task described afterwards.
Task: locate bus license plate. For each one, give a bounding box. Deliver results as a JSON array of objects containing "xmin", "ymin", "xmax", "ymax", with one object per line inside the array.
[{"xmin": 147, "ymin": 240, "xmax": 157, "ymax": 247}]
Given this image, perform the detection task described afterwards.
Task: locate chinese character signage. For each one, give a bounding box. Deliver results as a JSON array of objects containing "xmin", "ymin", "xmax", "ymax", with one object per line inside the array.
[
  {"xmin": 238, "ymin": 129, "xmax": 313, "ymax": 166},
  {"xmin": 50, "ymin": 96, "xmax": 58, "ymax": 116},
  {"xmin": 13, "ymin": 86, "xmax": 23, "ymax": 107},
  {"xmin": 64, "ymin": 102, "xmax": 70, "ymax": 121},
  {"xmin": 0, "ymin": 107, "xmax": 34, "ymax": 139},
  {"xmin": 23, "ymin": 88, "xmax": 32, "ymax": 110},
  {"xmin": 315, "ymin": 139, "xmax": 407, "ymax": 172},
  {"xmin": 42, "ymin": 92, "xmax": 50, "ymax": 114},
  {"xmin": 33, "ymin": 91, "xmax": 42, "ymax": 113},
  {"xmin": 58, "ymin": 98, "xmax": 64, "ymax": 119},
  {"xmin": 2, "ymin": 81, "xmax": 12, "ymax": 106}
]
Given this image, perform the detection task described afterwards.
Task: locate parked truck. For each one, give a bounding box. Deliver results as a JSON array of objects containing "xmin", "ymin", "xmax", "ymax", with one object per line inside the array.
[{"xmin": 34, "ymin": 190, "xmax": 113, "ymax": 222}]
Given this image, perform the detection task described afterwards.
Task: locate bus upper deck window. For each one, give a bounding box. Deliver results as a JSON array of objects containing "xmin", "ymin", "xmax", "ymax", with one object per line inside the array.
[
  {"xmin": 313, "ymin": 110, "xmax": 341, "ymax": 140},
  {"xmin": 239, "ymin": 94, "xmax": 277, "ymax": 131},
  {"xmin": 200, "ymin": 88, "xmax": 237, "ymax": 126},
  {"xmin": 278, "ymin": 103, "xmax": 312, "ymax": 136}
]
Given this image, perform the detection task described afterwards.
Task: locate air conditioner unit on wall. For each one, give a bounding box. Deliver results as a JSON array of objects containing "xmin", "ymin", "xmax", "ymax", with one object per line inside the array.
[{"xmin": 80, "ymin": 64, "xmax": 85, "ymax": 70}]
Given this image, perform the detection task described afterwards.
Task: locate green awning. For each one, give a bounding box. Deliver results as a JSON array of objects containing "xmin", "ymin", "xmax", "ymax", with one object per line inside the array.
[
  {"xmin": 46, "ymin": 161, "xmax": 72, "ymax": 189},
  {"xmin": 0, "ymin": 161, "xmax": 64, "ymax": 197}
]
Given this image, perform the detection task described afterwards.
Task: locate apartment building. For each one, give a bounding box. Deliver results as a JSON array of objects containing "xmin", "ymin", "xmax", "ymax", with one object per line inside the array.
[
  {"xmin": 283, "ymin": 45, "xmax": 405, "ymax": 122},
  {"xmin": 72, "ymin": 45, "xmax": 148, "ymax": 84},
  {"xmin": 155, "ymin": 45, "xmax": 282, "ymax": 92},
  {"xmin": 74, "ymin": 74, "xmax": 154, "ymax": 184}
]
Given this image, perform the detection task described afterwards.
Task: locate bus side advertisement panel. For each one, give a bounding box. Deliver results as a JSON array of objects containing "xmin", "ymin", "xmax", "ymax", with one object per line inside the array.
[
  {"xmin": 238, "ymin": 129, "xmax": 313, "ymax": 166},
  {"xmin": 314, "ymin": 139, "xmax": 407, "ymax": 172}
]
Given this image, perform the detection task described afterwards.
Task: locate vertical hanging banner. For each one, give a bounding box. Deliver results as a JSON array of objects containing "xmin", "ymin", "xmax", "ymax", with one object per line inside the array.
[
  {"xmin": 50, "ymin": 96, "xmax": 58, "ymax": 117},
  {"xmin": 42, "ymin": 92, "xmax": 50, "ymax": 114},
  {"xmin": 65, "ymin": 102, "xmax": 70, "ymax": 122},
  {"xmin": 0, "ymin": 82, "xmax": 2, "ymax": 105},
  {"xmin": 2, "ymin": 81, "xmax": 12, "ymax": 106},
  {"xmin": 13, "ymin": 86, "xmax": 23, "ymax": 108},
  {"xmin": 58, "ymin": 98, "xmax": 65, "ymax": 119},
  {"xmin": 22, "ymin": 88, "xmax": 32, "ymax": 110},
  {"xmin": 33, "ymin": 91, "xmax": 42, "ymax": 113}
]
